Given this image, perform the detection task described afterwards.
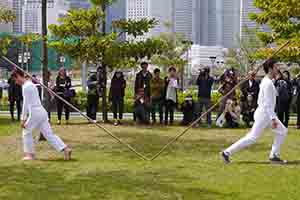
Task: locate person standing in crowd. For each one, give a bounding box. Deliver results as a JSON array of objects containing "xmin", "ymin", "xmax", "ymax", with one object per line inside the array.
[
  {"xmin": 109, "ymin": 71, "xmax": 126, "ymax": 126},
  {"xmin": 165, "ymin": 67, "xmax": 179, "ymax": 125},
  {"xmin": 240, "ymin": 71, "xmax": 259, "ymax": 127},
  {"xmin": 222, "ymin": 60, "xmax": 288, "ymax": 164},
  {"xmin": 218, "ymin": 68, "xmax": 238, "ymax": 116},
  {"xmin": 150, "ymin": 68, "xmax": 165, "ymax": 124},
  {"xmin": 275, "ymin": 71, "xmax": 293, "ymax": 127},
  {"xmin": 224, "ymin": 98, "xmax": 241, "ymax": 128},
  {"xmin": 86, "ymin": 70, "xmax": 99, "ymax": 123},
  {"xmin": 134, "ymin": 62, "xmax": 152, "ymax": 121},
  {"xmin": 293, "ymin": 72, "xmax": 300, "ymax": 129},
  {"xmin": 55, "ymin": 67, "xmax": 72, "ymax": 125},
  {"xmin": 8, "ymin": 74, "xmax": 23, "ymax": 121},
  {"xmin": 196, "ymin": 67, "xmax": 214, "ymax": 128}
]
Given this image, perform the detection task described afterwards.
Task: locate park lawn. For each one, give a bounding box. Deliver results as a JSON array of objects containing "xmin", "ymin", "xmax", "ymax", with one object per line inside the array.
[{"xmin": 0, "ymin": 117, "xmax": 300, "ymax": 200}]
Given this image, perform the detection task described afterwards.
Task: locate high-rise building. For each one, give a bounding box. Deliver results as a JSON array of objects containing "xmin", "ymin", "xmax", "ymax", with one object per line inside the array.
[
  {"xmin": 172, "ymin": 0, "xmax": 193, "ymax": 41},
  {"xmin": 222, "ymin": 0, "xmax": 240, "ymax": 48},
  {"xmin": 67, "ymin": 0, "xmax": 90, "ymax": 9},
  {"xmin": 0, "ymin": 0, "xmax": 13, "ymax": 32},
  {"xmin": 12, "ymin": 0, "xmax": 24, "ymax": 33},
  {"xmin": 149, "ymin": 0, "xmax": 173, "ymax": 36},
  {"xmin": 22, "ymin": 0, "xmax": 69, "ymax": 34}
]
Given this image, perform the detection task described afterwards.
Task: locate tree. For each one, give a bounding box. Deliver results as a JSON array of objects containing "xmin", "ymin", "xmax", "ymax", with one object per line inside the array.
[
  {"xmin": 0, "ymin": 8, "xmax": 15, "ymax": 56},
  {"xmin": 225, "ymin": 27, "xmax": 264, "ymax": 73},
  {"xmin": 250, "ymin": 0, "xmax": 300, "ymax": 62},
  {"xmin": 151, "ymin": 22, "xmax": 192, "ymax": 89},
  {"xmin": 48, "ymin": 2, "xmax": 166, "ymax": 121},
  {"xmin": 0, "ymin": 7, "xmax": 16, "ymax": 24}
]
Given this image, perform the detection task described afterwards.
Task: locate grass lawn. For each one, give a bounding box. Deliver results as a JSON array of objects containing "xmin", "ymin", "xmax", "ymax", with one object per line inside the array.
[{"xmin": 0, "ymin": 117, "xmax": 300, "ymax": 200}]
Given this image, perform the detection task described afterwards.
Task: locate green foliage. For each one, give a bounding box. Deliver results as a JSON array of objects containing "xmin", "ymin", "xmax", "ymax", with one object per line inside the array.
[
  {"xmin": 48, "ymin": 7, "xmax": 165, "ymax": 68},
  {"xmin": 0, "ymin": 7, "xmax": 16, "ymax": 23},
  {"xmin": 225, "ymin": 27, "xmax": 264, "ymax": 73},
  {"xmin": 151, "ymin": 31, "xmax": 191, "ymax": 72},
  {"xmin": 250, "ymin": 0, "xmax": 300, "ymax": 62}
]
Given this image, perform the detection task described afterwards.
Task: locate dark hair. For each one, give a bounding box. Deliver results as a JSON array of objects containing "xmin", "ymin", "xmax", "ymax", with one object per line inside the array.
[
  {"xmin": 141, "ymin": 62, "xmax": 148, "ymax": 67},
  {"xmin": 154, "ymin": 68, "xmax": 160, "ymax": 74},
  {"xmin": 263, "ymin": 59, "xmax": 277, "ymax": 74},
  {"xmin": 11, "ymin": 68, "xmax": 25, "ymax": 79},
  {"xmin": 282, "ymin": 70, "xmax": 290, "ymax": 80},
  {"xmin": 168, "ymin": 67, "xmax": 176, "ymax": 73}
]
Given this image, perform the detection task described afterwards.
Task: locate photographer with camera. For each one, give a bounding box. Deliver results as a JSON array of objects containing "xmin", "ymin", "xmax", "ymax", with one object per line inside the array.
[{"xmin": 196, "ymin": 67, "xmax": 214, "ymax": 128}]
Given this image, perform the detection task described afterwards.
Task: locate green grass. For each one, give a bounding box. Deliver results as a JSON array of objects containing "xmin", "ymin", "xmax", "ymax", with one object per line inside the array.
[{"xmin": 0, "ymin": 117, "xmax": 300, "ymax": 200}]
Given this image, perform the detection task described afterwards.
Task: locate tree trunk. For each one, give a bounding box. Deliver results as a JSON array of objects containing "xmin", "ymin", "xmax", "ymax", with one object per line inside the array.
[
  {"xmin": 101, "ymin": 3, "xmax": 108, "ymax": 122},
  {"xmin": 41, "ymin": 0, "xmax": 48, "ymax": 98},
  {"xmin": 40, "ymin": 0, "xmax": 48, "ymax": 141}
]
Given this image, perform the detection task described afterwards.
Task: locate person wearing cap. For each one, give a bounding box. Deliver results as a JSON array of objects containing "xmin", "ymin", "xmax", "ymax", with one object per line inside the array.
[
  {"xmin": 180, "ymin": 95, "xmax": 195, "ymax": 126},
  {"xmin": 86, "ymin": 69, "xmax": 99, "ymax": 122}
]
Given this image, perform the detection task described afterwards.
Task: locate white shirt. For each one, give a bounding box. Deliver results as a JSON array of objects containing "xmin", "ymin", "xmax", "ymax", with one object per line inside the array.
[
  {"xmin": 21, "ymin": 80, "xmax": 42, "ymax": 120},
  {"xmin": 257, "ymin": 76, "xmax": 277, "ymax": 120},
  {"xmin": 166, "ymin": 78, "xmax": 178, "ymax": 103}
]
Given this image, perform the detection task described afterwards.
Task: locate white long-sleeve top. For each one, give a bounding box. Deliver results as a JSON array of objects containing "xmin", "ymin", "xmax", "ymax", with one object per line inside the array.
[
  {"xmin": 257, "ymin": 76, "xmax": 277, "ymax": 121},
  {"xmin": 21, "ymin": 80, "xmax": 42, "ymax": 120}
]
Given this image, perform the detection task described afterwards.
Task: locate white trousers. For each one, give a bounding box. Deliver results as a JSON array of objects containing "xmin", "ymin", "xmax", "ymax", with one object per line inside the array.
[
  {"xmin": 225, "ymin": 108, "xmax": 288, "ymax": 158},
  {"xmin": 23, "ymin": 106, "xmax": 66, "ymax": 154}
]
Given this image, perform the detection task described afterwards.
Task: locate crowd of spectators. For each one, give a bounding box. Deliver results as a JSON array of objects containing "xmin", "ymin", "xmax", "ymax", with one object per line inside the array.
[{"xmin": 2, "ymin": 62, "xmax": 300, "ymax": 129}]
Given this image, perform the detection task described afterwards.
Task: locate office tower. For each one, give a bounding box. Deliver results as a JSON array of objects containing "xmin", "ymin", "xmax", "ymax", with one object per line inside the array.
[
  {"xmin": 222, "ymin": 0, "xmax": 240, "ymax": 48},
  {"xmin": 172, "ymin": 0, "xmax": 193, "ymax": 41},
  {"xmin": 12, "ymin": 0, "xmax": 24, "ymax": 33},
  {"xmin": 150, "ymin": 0, "xmax": 173, "ymax": 36},
  {"xmin": 67, "ymin": 0, "xmax": 90, "ymax": 9}
]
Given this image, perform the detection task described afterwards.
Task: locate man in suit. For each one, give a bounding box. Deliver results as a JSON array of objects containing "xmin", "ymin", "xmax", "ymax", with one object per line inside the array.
[{"xmin": 240, "ymin": 71, "xmax": 260, "ymax": 127}]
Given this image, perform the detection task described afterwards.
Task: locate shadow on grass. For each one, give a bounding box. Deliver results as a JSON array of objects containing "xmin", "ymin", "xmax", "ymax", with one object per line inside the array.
[
  {"xmin": 0, "ymin": 164, "xmax": 232, "ymax": 200},
  {"xmin": 236, "ymin": 160, "xmax": 300, "ymax": 166}
]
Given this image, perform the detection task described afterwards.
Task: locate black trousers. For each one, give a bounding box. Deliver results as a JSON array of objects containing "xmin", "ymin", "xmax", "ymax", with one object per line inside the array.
[
  {"xmin": 151, "ymin": 98, "xmax": 163, "ymax": 124},
  {"xmin": 9, "ymin": 100, "xmax": 22, "ymax": 121},
  {"xmin": 165, "ymin": 100, "xmax": 176, "ymax": 125},
  {"xmin": 135, "ymin": 103, "xmax": 149, "ymax": 124},
  {"xmin": 112, "ymin": 99, "xmax": 124, "ymax": 120},
  {"xmin": 277, "ymin": 104, "xmax": 290, "ymax": 128},
  {"xmin": 297, "ymin": 99, "xmax": 300, "ymax": 128},
  {"xmin": 56, "ymin": 95, "xmax": 71, "ymax": 121},
  {"xmin": 87, "ymin": 95, "xmax": 99, "ymax": 120}
]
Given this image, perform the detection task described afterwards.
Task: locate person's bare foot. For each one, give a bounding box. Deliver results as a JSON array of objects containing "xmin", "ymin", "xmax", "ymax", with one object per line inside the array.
[{"xmin": 64, "ymin": 147, "xmax": 72, "ymax": 161}]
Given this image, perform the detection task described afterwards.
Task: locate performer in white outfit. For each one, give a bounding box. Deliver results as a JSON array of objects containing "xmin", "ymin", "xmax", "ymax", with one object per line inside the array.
[
  {"xmin": 12, "ymin": 69, "xmax": 72, "ymax": 161},
  {"xmin": 221, "ymin": 59, "xmax": 288, "ymax": 164}
]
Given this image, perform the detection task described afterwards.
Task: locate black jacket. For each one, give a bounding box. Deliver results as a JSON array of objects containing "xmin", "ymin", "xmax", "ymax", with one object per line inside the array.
[
  {"xmin": 197, "ymin": 76, "xmax": 214, "ymax": 99},
  {"xmin": 109, "ymin": 73, "xmax": 126, "ymax": 101},
  {"xmin": 56, "ymin": 76, "xmax": 72, "ymax": 95},
  {"xmin": 240, "ymin": 80, "xmax": 259, "ymax": 102},
  {"xmin": 134, "ymin": 71, "xmax": 152, "ymax": 98},
  {"xmin": 8, "ymin": 77, "xmax": 22, "ymax": 101}
]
